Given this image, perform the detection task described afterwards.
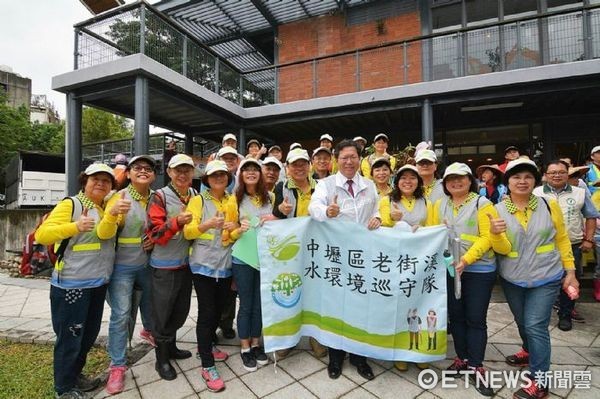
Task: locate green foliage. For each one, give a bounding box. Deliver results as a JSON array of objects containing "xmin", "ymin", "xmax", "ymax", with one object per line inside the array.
[
  {"xmin": 0, "ymin": 340, "xmax": 109, "ymax": 399},
  {"xmin": 82, "ymin": 107, "xmax": 132, "ymax": 143}
]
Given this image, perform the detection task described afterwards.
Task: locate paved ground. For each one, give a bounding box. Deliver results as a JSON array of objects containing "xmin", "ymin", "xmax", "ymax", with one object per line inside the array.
[{"xmin": 1, "ymin": 274, "xmax": 599, "ymax": 399}]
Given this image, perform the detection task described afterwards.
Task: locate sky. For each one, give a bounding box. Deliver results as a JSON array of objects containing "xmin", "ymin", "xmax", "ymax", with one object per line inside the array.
[{"xmin": 0, "ymin": 0, "xmax": 138, "ymax": 119}]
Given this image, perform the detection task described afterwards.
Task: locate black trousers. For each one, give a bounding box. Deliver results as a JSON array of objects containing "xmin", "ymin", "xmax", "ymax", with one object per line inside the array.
[
  {"xmin": 151, "ymin": 267, "xmax": 192, "ymax": 344},
  {"xmin": 219, "ymin": 286, "xmax": 237, "ymax": 331},
  {"xmin": 328, "ymin": 347, "xmax": 366, "ymax": 365},
  {"xmin": 193, "ymin": 274, "xmax": 232, "ymax": 367}
]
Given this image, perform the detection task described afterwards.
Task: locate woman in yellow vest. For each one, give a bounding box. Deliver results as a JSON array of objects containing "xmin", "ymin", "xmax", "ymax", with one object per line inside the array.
[
  {"xmin": 361, "ymin": 133, "xmax": 397, "ymax": 178},
  {"xmin": 371, "ymin": 157, "xmax": 393, "ymax": 198}
]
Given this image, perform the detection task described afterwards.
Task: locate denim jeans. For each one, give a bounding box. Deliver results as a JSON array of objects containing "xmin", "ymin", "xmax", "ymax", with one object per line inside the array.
[
  {"xmin": 501, "ymin": 278, "xmax": 561, "ymax": 380},
  {"xmin": 232, "ymin": 262, "xmax": 262, "ymax": 339},
  {"xmin": 557, "ymin": 244, "xmax": 582, "ymax": 319},
  {"xmin": 51, "ymin": 284, "xmax": 107, "ymax": 395},
  {"xmin": 447, "ymin": 270, "xmax": 496, "ymax": 367},
  {"xmin": 107, "ymin": 265, "xmax": 153, "ymax": 366}
]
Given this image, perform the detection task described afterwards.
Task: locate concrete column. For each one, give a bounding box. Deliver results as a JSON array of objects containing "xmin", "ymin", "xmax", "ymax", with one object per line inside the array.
[
  {"xmin": 421, "ymin": 98, "xmax": 434, "ymax": 145},
  {"xmin": 134, "ymin": 75, "xmax": 149, "ymax": 155},
  {"xmin": 238, "ymin": 128, "xmax": 246, "ymax": 155},
  {"xmin": 185, "ymin": 133, "xmax": 194, "ymax": 155},
  {"xmin": 66, "ymin": 92, "xmax": 82, "ymax": 196}
]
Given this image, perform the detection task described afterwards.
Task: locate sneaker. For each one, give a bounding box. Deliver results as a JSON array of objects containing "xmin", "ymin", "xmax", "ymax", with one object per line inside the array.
[
  {"xmin": 513, "ymin": 381, "xmax": 549, "ymax": 399},
  {"xmin": 468, "ymin": 366, "xmax": 494, "ymax": 397},
  {"xmin": 105, "ymin": 365, "xmax": 127, "ymax": 395},
  {"xmin": 241, "ymin": 350, "xmax": 257, "ymax": 372},
  {"xmin": 74, "ymin": 374, "xmax": 101, "ymax": 392},
  {"xmin": 506, "ymin": 348, "xmax": 529, "ymax": 367},
  {"xmin": 55, "ymin": 389, "xmax": 86, "ymax": 399},
  {"xmin": 416, "ymin": 362, "xmax": 430, "ymax": 370},
  {"xmin": 447, "ymin": 357, "xmax": 468, "ymax": 373},
  {"xmin": 251, "ymin": 346, "xmax": 269, "ymax": 366},
  {"xmin": 275, "ymin": 348, "xmax": 292, "ymax": 360},
  {"xmin": 394, "ymin": 361, "xmax": 408, "ymax": 371},
  {"xmin": 558, "ymin": 317, "xmax": 572, "ymax": 331},
  {"xmin": 309, "ymin": 337, "xmax": 327, "ymax": 358},
  {"xmin": 201, "ymin": 366, "xmax": 225, "ymax": 392},
  {"xmin": 212, "ymin": 345, "xmax": 229, "ymax": 362},
  {"xmin": 139, "ymin": 329, "xmax": 157, "ymax": 347},
  {"xmin": 571, "ymin": 309, "xmax": 585, "ymax": 323}
]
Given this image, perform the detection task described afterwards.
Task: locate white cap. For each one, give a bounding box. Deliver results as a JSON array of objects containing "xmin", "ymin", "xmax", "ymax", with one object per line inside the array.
[
  {"xmin": 286, "ymin": 148, "xmax": 310, "ymax": 164},
  {"xmin": 268, "ymin": 145, "xmax": 281, "ymax": 153},
  {"xmin": 262, "ymin": 156, "xmax": 283, "ymax": 170},
  {"xmin": 504, "ymin": 158, "xmax": 538, "ymax": 174},
  {"xmin": 239, "ymin": 157, "xmax": 262, "ymax": 170},
  {"xmin": 289, "ymin": 142, "xmax": 302, "ymax": 151},
  {"xmin": 217, "ymin": 146, "xmax": 239, "ymax": 158},
  {"xmin": 396, "ymin": 164, "xmax": 419, "ymax": 175},
  {"xmin": 168, "ymin": 154, "xmax": 194, "ymax": 168},
  {"xmin": 204, "ymin": 160, "xmax": 229, "ymax": 176},
  {"xmin": 443, "ymin": 162, "xmax": 472, "ymax": 179},
  {"xmin": 312, "ymin": 146, "xmax": 332, "ymax": 157},
  {"xmin": 353, "ymin": 136, "xmax": 367, "ymax": 143},
  {"xmin": 373, "ymin": 133, "xmax": 389, "ymax": 142},
  {"xmin": 415, "ymin": 149, "xmax": 437, "ymax": 163},
  {"xmin": 113, "ymin": 153, "xmax": 128, "ymax": 165},
  {"xmin": 128, "ymin": 155, "xmax": 156, "ymax": 168},
  {"xmin": 222, "ymin": 133, "xmax": 237, "ymax": 143},
  {"xmin": 591, "ymin": 145, "xmax": 600, "ymax": 155},
  {"xmin": 319, "ymin": 134, "xmax": 333, "ymax": 142},
  {"xmin": 84, "ymin": 163, "xmax": 115, "ymax": 177}
]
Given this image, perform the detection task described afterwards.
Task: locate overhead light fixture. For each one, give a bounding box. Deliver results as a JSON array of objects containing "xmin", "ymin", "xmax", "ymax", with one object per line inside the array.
[{"xmin": 460, "ymin": 102, "xmax": 524, "ymax": 112}]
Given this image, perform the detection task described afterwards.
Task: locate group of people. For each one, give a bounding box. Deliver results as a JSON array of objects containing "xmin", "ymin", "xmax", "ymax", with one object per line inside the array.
[{"xmin": 38, "ymin": 131, "xmax": 600, "ymax": 399}]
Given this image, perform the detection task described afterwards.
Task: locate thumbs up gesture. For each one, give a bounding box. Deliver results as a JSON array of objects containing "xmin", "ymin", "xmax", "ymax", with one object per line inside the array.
[
  {"xmin": 278, "ymin": 195, "xmax": 293, "ymax": 216},
  {"xmin": 176, "ymin": 204, "xmax": 193, "ymax": 227},
  {"xmin": 326, "ymin": 195, "xmax": 340, "ymax": 218},
  {"xmin": 209, "ymin": 211, "xmax": 225, "ymax": 230},
  {"xmin": 77, "ymin": 207, "xmax": 95, "ymax": 232},
  {"xmin": 109, "ymin": 191, "xmax": 132, "ymax": 216},
  {"xmin": 390, "ymin": 201, "xmax": 403, "ymax": 221},
  {"xmin": 487, "ymin": 213, "xmax": 507, "ymax": 235}
]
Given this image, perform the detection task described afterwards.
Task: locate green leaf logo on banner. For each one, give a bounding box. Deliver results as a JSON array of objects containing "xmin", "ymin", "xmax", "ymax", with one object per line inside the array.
[
  {"xmin": 267, "ymin": 234, "xmax": 300, "ymax": 261},
  {"xmin": 271, "ymin": 273, "xmax": 303, "ymax": 308}
]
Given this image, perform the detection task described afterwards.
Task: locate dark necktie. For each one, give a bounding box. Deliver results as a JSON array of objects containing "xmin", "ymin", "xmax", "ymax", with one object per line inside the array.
[{"xmin": 347, "ymin": 179, "xmax": 354, "ymax": 197}]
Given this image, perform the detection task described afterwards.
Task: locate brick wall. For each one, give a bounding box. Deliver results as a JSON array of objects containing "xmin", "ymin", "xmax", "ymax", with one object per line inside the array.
[{"xmin": 277, "ymin": 11, "xmax": 422, "ymax": 102}]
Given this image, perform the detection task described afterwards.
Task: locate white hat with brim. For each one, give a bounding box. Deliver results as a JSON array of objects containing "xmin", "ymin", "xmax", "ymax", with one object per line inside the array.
[
  {"xmin": 373, "ymin": 133, "xmax": 389, "ymax": 142},
  {"xmin": 591, "ymin": 145, "xmax": 600, "ymax": 155},
  {"xmin": 202, "ymin": 160, "xmax": 232, "ymax": 187},
  {"xmin": 222, "ymin": 133, "xmax": 237, "ymax": 143},
  {"xmin": 262, "ymin": 156, "xmax": 283, "ymax": 170},
  {"xmin": 128, "ymin": 155, "xmax": 156, "ymax": 168},
  {"xmin": 443, "ymin": 162, "xmax": 472, "ymax": 179},
  {"xmin": 289, "ymin": 142, "xmax": 302, "ymax": 151},
  {"xmin": 353, "ymin": 136, "xmax": 367, "ymax": 144},
  {"xmin": 475, "ymin": 164, "xmax": 503, "ymax": 178},
  {"xmin": 246, "ymin": 139, "xmax": 261, "ymax": 148},
  {"xmin": 504, "ymin": 158, "xmax": 538, "ymax": 174},
  {"xmin": 286, "ymin": 148, "xmax": 310, "ymax": 164},
  {"xmin": 239, "ymin": 157, "xmax": 262, "ymax": 170},
  {"xmin": 84, "ymin": 163, "xmax": 115, "ymax": 177},
  {"xmin": 312, "ymin": 146, "xmax": 332, "ymax": 157},
  {"xmin": 568, "ymin": 165, "xmax": 590, "ymax": 177},
  {"xmin": 396, "ymin": 164, "xmax": 419, "ymax": 176},
  {"xmin": 168, "ymin": 154, "xmax": 195, "ymax": 168},
  {"xmin": 415, "ymin": 149, "xmax": 437, "ymax": 163},
  {"xmin": 319, "ymin": 134, "xmax": 333, "ymax": 142},
  {"xmin": 217, "ymin": 146, "xmax": 239, "ymax": 158},
  {"xmin": 268, "ymin": 145, "xmax": 281, "ymax": 153}
]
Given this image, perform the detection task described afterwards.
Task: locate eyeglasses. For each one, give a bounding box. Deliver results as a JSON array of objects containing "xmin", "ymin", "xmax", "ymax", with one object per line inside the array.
[
  {"xmin": 338, "ymin": 156, "xmax": 359, "ymax": 162},
  {"xmin": 131, "ymin": 166, "xmax": 154, "ymax": 173},
  {"xmin": 546, "ymin": 171, "xmax": 568, "ymax": 176}
]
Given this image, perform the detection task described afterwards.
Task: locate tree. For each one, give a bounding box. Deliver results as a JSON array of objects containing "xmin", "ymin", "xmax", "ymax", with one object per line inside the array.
[{"xmin": 82, "ymin": 107, "xmax": 132, "ymax": 143}]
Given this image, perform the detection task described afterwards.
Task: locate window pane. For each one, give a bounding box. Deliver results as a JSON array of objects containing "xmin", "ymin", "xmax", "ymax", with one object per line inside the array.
[
  {"xmin": 432, "ymin": 3, "xmax": 462, "ymax": 32},
  {"xmin": 466, "ymin": 0, "xmax": 498, "ymax": 26},
  {"xmin": 547, "ymin": 0, "xmax": 583, "ymax": 11},
  {"xmin": 503, "ymin": 0, "xmax": 538, "ymax": 19},
  {"xmin": 501, "ymin": 20, "xmax": 540, "ymax": 70},
  {"xmin": 432, "ymin": 34, "xmax": 459, "ymax": 79},
  {"xmin": 548, "ymin": 12, "xmax": 584, "ymax": 63},
  {"xmin": 466, "ymin": 26, "xmax": 501, "ymax": 74}
]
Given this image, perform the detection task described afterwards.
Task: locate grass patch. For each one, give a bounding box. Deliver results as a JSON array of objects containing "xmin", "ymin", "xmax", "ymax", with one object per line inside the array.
[{"xmin": 0, "ymin": 340, "xmax": 109, "ymax": 399}]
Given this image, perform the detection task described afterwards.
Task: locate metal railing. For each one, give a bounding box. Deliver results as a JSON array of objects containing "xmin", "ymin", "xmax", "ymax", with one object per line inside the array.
[{"xmin": 75, "ymin": 2, "xmax": 600, "ymax": 106}]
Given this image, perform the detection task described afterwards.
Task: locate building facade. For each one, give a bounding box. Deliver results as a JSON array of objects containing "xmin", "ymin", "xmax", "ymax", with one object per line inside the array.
[{"xmin": 0, "ymin": 65, "xmax": 32, "ymax": 111}]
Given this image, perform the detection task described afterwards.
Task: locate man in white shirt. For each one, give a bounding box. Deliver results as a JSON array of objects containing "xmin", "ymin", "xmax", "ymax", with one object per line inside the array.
[{"xmin": 308, "ymin": 140, "xmax": 381, "ymax": 381}]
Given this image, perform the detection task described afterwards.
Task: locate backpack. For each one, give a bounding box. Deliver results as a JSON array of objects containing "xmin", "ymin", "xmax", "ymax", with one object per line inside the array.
[{"xmin": 20, "ymin": 198, "xmax": 82, "ymax": 276}]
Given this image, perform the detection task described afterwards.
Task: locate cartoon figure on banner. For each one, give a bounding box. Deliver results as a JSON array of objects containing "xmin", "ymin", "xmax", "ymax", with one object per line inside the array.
[
  {"xmin": 271, "ymin": 273, "xmax": 303, "ymax": 308},
  {"xmin": 407, "ymin": 308, "xmax": 422, "ymax": 350},
  {"xmin": 427, "ymin": 309, "xmax": 437, "ymax": 351}
]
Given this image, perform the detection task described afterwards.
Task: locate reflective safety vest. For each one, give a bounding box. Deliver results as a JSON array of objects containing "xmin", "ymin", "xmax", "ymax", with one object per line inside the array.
[
  {"xmin": 114, "ymin": 189, "xmax": 149, "ymax": 268},
  {"xmin": 189, "ymin": 192, "xmax": 232, "ymax": 278},
  {"xmin": 390, "ymin": 197, "xmax": 428, "ymax": 227},
  {"xmin": 52, "ymin": 197, "xmax": 116, "ymax": 289},
  {"xmin": 495, "ymin": 199, "xmax": 563, "ymax": 287},
  {"xmin": 149, "ymin": 187, "xmax": 195, "ymax": 269}
]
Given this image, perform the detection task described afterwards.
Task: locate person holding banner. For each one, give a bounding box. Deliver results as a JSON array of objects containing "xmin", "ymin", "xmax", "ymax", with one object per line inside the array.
[
  {"xmin": 309, "ymin": 139, "xmax": 380, "ymax": 381},
  {"xmin": 489, "ymin": 158, "xmax": 577, "ymax": 399},
  {"xmin": 146, "ymin": 154, "xmax": 197, "ymax": 381},
  {"xmin": 183, "ymin": 160, "xmax": 236, "ymax": 392},
  {"xmin": 227, "ymin": 158, "xmax": 275, "ymax": 372},
  {"xmin": 431, "ymin": 162, "xmax": 498, "ymax": 397}
]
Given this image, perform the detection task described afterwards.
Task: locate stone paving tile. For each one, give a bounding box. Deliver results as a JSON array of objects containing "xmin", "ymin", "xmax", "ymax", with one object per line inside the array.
[
  {"xmin": 184, "ymin": 365, "xmax": 236, "ymax": 394},
  {"xmin": 588, "ymin": 366, "xmax": 600, "ymax": 389},
  {"xmin": 416, "ymin": 391, "xmax": 442, "ymax": 398},
  {"xmin": 341, "ymin": 358, "xmax": 387, "ymax": 385},
  {"xmin": 131, "ymin": 359, "xmax": 163, "ymax": 387},
  {"xmin": 92, "ymin": 369, "xmax": 137, "ymax": 399},
  {"xmin": 177, "ymin": 326, "xmax": 195, "ymax": 342},
  {"xmin": 16, "ymin": 318, "xmax": 52, "ymax": 331},
  {"xmin": 568, "ymin": 385, "xmax": 600, "ymax": 399},
  {"xmin": 362, "ymin": 369, "xmax": 424, "ymax": 398},
  {"xmin": 138, "ymin": 375, "xmax": 195, "ymax": 399},
  {"xmin": 299, "ymin": 369, "xmax": 357, "ymax": 399},
  {"xmin": 240, "ymin": 364, "xmax": 295, "ymax": 398},
  {"xmin": 551, "ymin": 327, "xmax": 599, "ymax": 347},
  {"xmin": 339, "ymin": 386, "xmax": 379, "ymax": 398},
  {"xmin": 95, "ymin": 388, "xmax": 142, "ymax": 399},
  {"xmin": 571, "ymin": 346, "xmax": 600, "ymax": 366},
  {"xmin": 550, "ymin": 347, "xmax": 593, "ymax": 366},
  {"xmin": 493, "ymin": 343, "xmax": 523, "ymax": 359},
  {"xmin": 275, "ymin": 350, "xmax": 326, "ymax": 380},
  {"xmin": 0, "ymin": 317, "xmax": 31, "ymax": 330},
  {"xmin": 199, "ymin": 378, "xmax": 256, "ymax": 399},
  {"xmin": 429, "ymin": 376, "xmax": 490, "ymax": 399},
  {"xmin": 263, "ymin": 382, "xmax": 317, "ymax": 399},
  {"xmin": 548, "ymin": 364, "xmax": 587, "ymax": 398},
  {"xmin": 488, "ymin": 324, "xmax": 524, "ymax": 345}
]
